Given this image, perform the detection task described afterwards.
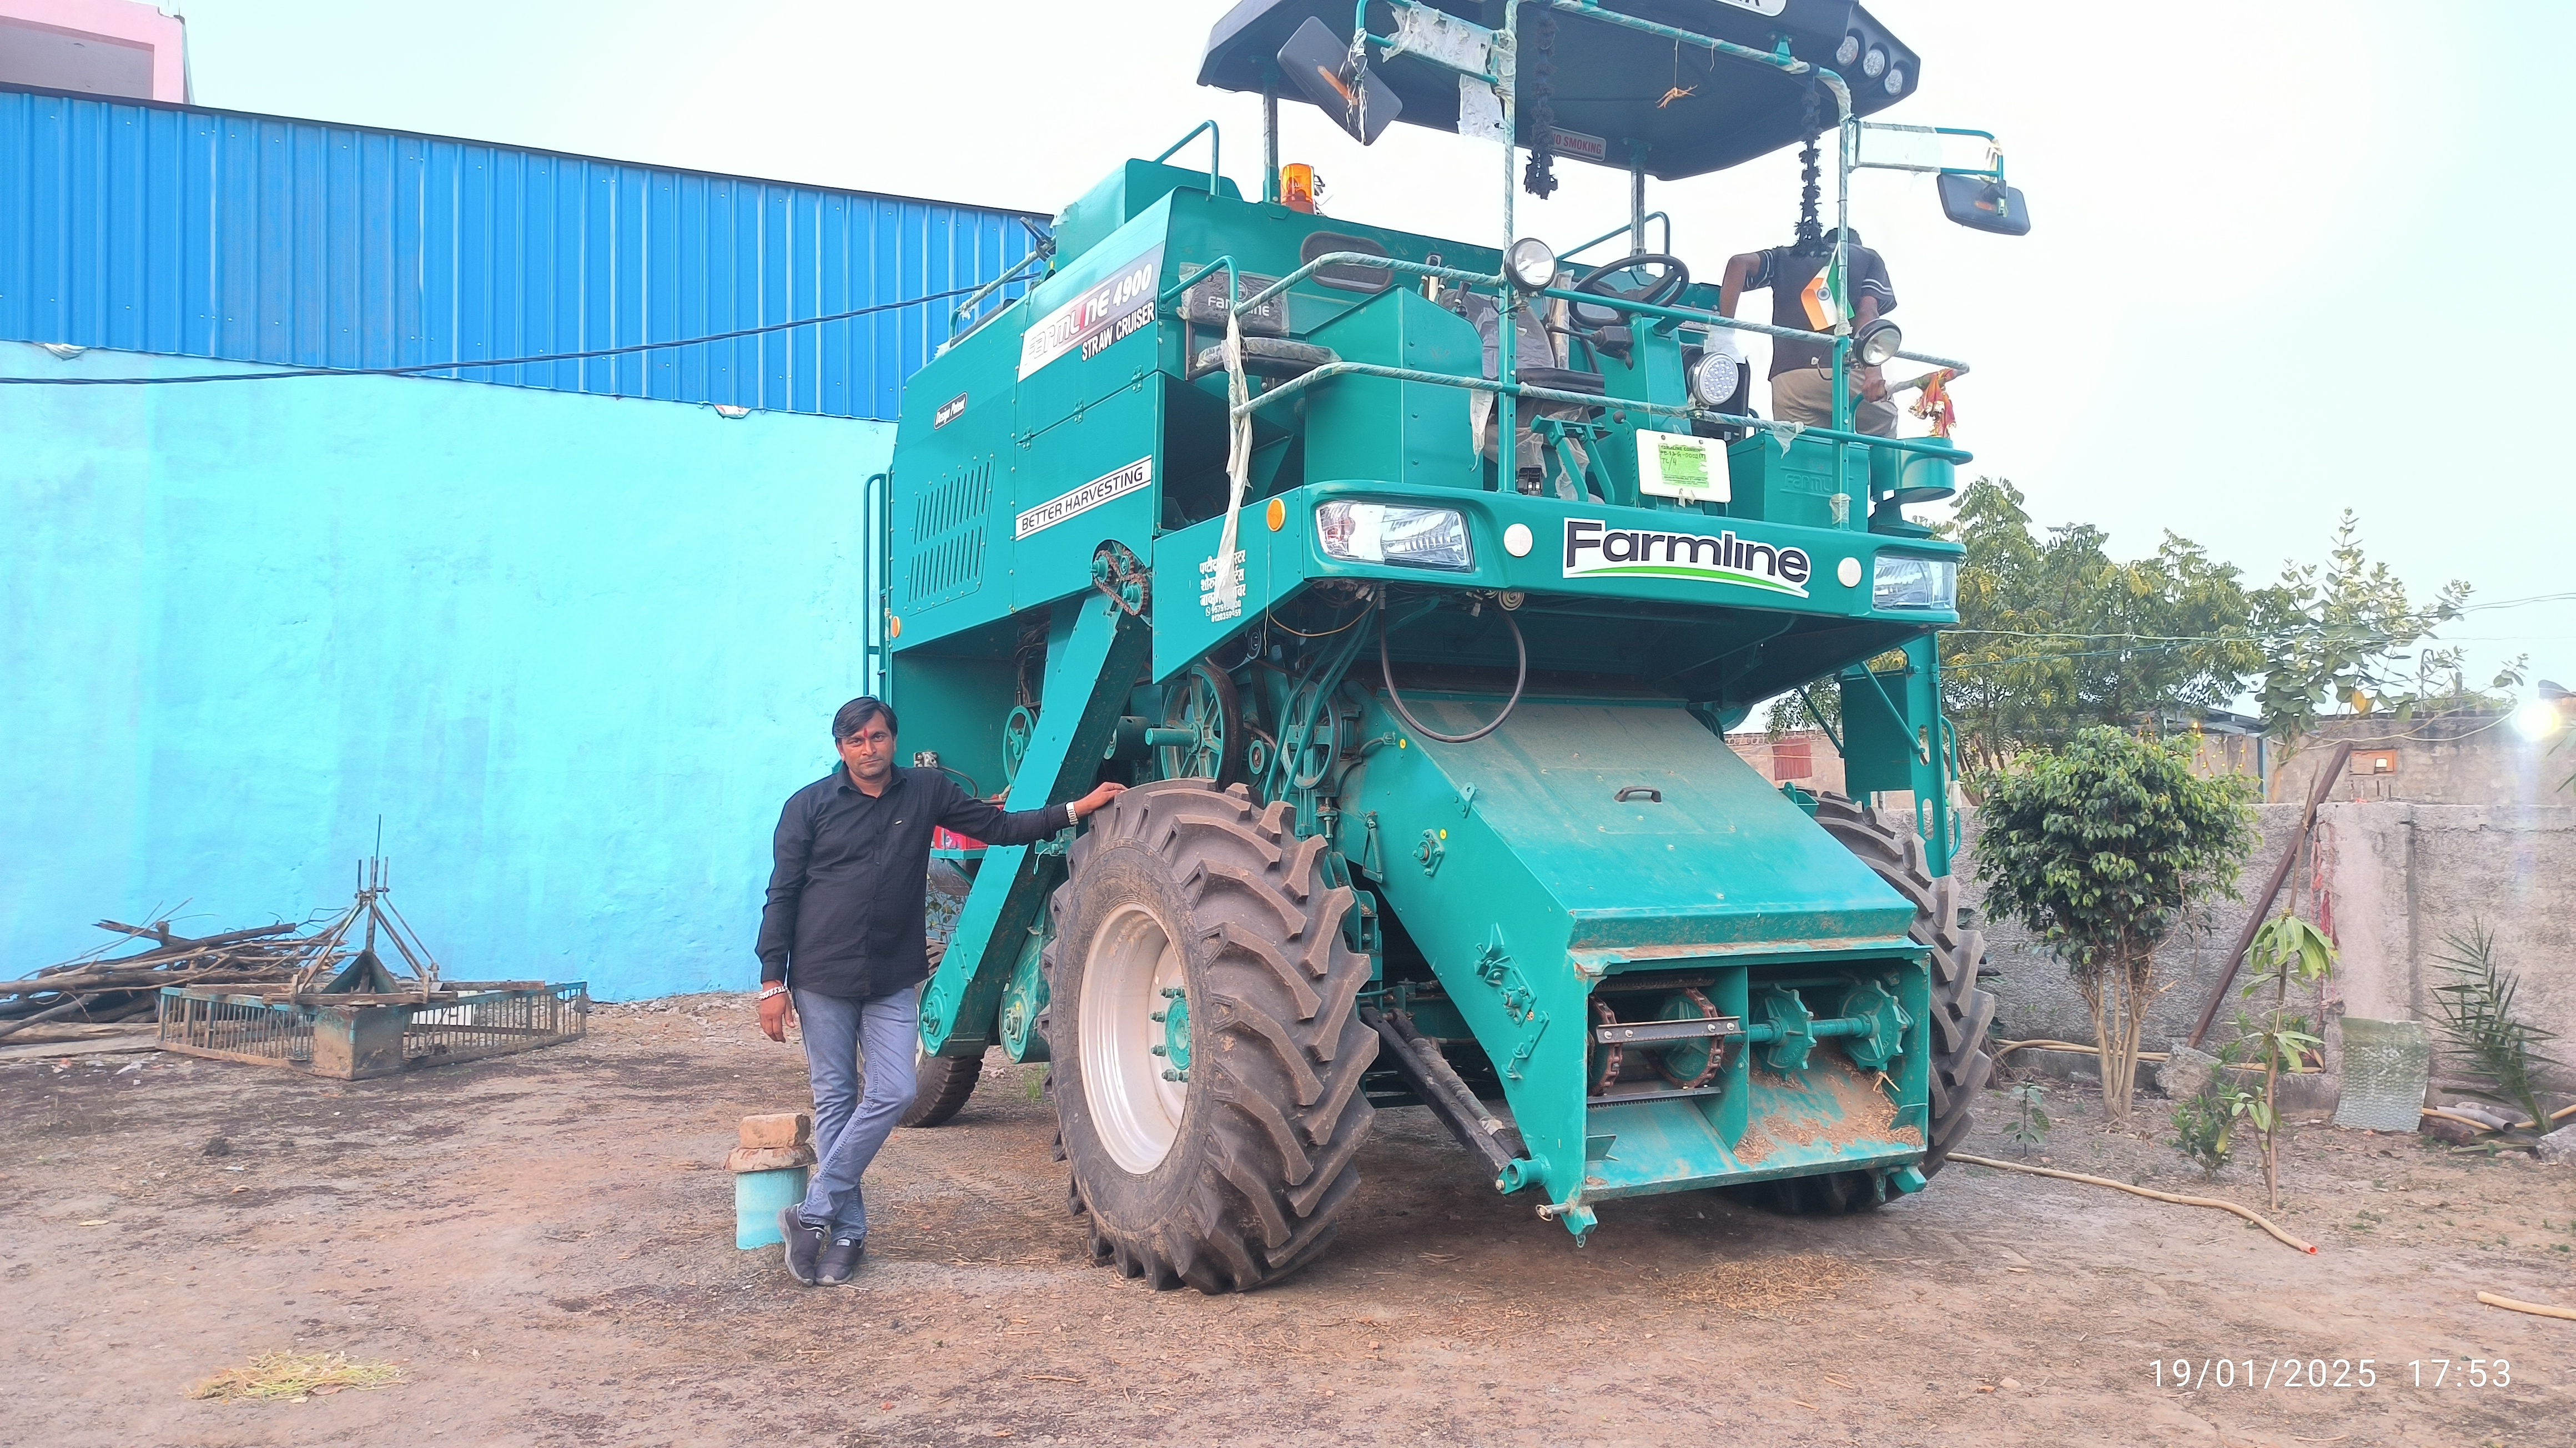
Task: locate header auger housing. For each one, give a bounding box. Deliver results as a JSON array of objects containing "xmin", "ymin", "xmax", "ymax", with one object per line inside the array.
[{"xmin": 883, "ymin": 0, "xmax": 2021, "ymax": 1289}]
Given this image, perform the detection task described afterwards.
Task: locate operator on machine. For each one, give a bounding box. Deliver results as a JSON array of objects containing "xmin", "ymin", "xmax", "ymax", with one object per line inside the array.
[
  {"xmin": 754, "ymin": 696, "xmax": 1124, "ymax": 1285},
  {"xmin": 1718, "ymin": 226, "xmax": 1900, "ymax": 437}
]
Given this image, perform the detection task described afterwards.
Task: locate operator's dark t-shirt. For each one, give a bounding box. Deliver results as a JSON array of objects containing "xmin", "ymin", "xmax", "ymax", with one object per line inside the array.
[{"xmin": 1748, "ymin": 244, "xmax": 1898, "ymax": 376}]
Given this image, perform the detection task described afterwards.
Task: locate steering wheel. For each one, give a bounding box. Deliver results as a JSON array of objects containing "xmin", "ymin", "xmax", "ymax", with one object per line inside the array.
[{"xmin": 1568, "ymin": 253, "xmax": 1690, "ymax": 331}]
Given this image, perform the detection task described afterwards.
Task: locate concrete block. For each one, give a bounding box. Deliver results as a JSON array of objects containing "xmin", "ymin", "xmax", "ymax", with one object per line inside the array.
[
  {"xmin": 2422, "ymin": 1113, "xmax": 2484, "ymax": 1147},
  {"xmin": 739, "ymin": 1112, "xmax": 812, "ymax": 1149},
  {"xmin": 2269, "ymin": 1070, "xmax": 2338, "ymax": 1115},
  {"xmin": 726, "ymin": 1144, "xmax": 817, "ymax": 1173},
  {"xmin": 2155, "ymin": 1044, "xmax": 2220, "ymax": 1103},
  {"xmin": 2444, "ymin": 1100, "xmax": 2521, "ymax": 1132}
]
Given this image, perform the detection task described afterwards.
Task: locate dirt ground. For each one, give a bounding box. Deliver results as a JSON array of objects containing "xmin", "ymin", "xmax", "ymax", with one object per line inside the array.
[{"xmin": 5, "ymin": 995, "xmax": 2569, "ymax": 1447}]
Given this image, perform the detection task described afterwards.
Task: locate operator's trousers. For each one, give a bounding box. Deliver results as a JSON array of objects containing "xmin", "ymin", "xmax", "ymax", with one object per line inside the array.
[
  {"xmin": 1769, "ymin": 364, "xmax": 1898, "ymax": 437},
  {"xmin": 792, "ymin": 984, "xmax": 920, "ymax": 1241}
]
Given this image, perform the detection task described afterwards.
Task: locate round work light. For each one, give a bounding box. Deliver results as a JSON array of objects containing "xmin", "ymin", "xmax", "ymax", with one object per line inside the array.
[
  {"xmin": 1689, "ymin": 349, "xmax": 1740, "ymax": 407},
  {"xmin": 1506, "ymin": 237, "xmax": 1558, "ymax": 291},
  {"xmin": 1853, "ymin": 316, "xmax": 1903, "ymax": 367}
]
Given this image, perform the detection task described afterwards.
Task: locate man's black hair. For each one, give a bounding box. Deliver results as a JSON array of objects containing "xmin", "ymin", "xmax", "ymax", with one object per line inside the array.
[
  {"xmin": 833, "ymin": 696, "xmax": 897, "ymax": 741},
  {"xmin": 1793, "ymin": 224, "xmax": 1864, "ymax": 258}
]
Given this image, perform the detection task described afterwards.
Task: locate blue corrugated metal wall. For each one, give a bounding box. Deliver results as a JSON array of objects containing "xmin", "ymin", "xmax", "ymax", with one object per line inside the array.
[{"xmin": 0, "ymin": 87, "xmax": 1045, "ymax": 419}]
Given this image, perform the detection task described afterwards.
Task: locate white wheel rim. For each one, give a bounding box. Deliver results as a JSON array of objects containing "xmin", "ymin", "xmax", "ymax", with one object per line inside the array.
[{"xmin": 1081, "ymin": 902, "xmax": 1189, "ymax": 1174}]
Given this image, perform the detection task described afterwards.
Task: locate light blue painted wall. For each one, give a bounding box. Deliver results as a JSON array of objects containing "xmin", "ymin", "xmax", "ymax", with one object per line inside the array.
[{"xmin": 2, "ymin": 341, "xmax": 887, "ymax": 998}]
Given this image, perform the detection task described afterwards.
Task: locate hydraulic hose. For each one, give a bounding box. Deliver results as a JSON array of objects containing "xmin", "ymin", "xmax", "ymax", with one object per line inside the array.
[{"xmin": 1377, "ymin": 595, "xmax": 1526, "ymax": 745}]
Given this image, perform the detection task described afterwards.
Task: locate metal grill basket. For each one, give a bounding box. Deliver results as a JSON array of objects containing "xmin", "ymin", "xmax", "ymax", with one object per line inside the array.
[{"xmin": 158, "ymin": 981, "xmax": 587, "ymax": 1079}]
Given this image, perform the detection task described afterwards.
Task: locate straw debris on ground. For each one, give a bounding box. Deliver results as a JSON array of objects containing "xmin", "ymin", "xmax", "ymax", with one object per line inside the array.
[
  {"xmin": 188, "ymin": 1350, "xmax": 405, "ymax": 1404},
  {"xmin": 1679, "ymin": 1252, "xmax": 1867, "ymax": 1310}
]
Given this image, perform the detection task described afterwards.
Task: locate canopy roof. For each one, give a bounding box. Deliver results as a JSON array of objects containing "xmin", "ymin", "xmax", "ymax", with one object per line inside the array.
[{"xmin": 1199, "ymin": 1, "xmax": 1919, "ymax": 180}]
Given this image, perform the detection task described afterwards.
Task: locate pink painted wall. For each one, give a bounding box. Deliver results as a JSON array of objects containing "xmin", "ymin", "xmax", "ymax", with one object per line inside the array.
[{"xmin": 0, "ymin": 0, "xmax": 186, "ymax": 103}]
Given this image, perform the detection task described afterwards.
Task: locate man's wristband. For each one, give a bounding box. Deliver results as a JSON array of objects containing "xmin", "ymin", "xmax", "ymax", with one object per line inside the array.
[{"xmin": 758, "ymin": 983, "xmax": 787, "ymax": 1000}]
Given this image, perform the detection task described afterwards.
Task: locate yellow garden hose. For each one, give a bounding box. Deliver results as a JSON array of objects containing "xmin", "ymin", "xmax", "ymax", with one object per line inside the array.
[{"xmin": 1951, "ymin": 1152, "xmax": 2317, "ymax": 1254}]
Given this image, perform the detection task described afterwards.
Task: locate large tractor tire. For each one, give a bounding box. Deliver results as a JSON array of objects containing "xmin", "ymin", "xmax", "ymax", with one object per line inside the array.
[
  {"xmin": 900, "ymin": 861, "xmax": 983, "ymax": 1129},
  {"xmin": 899, "ymin": 1038, "xmax": 984, "ymax": 1129},
  {"xmin": 1733, "ymin": 792, "xmax": 1998, "ymax": 1215},
  {"xmin": 1042, "ymin": 780, "xmax": 1377, "ymax": 1292}
]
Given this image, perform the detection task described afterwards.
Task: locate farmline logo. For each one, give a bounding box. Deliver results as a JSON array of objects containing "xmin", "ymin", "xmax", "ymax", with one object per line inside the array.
[{"xmin": 1561, "ymin": 518, "xmax": 1811, "ymax": 597}]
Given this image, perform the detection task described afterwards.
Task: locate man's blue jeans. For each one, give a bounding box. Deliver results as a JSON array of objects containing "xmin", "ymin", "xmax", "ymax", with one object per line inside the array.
[{"xmin": 792, "ymin": 985, "xmax": 919, "ymax": 1242}]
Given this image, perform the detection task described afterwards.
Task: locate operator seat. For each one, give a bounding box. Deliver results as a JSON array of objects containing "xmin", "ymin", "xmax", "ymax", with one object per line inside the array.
[
  {"xmin": 1449, "ymin": 283, "xmax": 1606, "ymax": 499},
  {"xmin": 1177, "ymin": 271, "xmax": 1339, "ymax": 382}
]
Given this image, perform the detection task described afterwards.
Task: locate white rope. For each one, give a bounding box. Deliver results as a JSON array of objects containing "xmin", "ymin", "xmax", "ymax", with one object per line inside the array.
[{"xmin": 1207, "ymin": 307, "xmax": 1251, "ymax": 621}]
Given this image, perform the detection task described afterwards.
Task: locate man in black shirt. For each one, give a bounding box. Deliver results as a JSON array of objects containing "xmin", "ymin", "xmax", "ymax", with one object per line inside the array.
[
  {"xmin": 1719, "ymin": 229, "xmax": 1900, "ymax": 436},
  {"xmin": 755, "ymin": 695, "xmax": 1124, "ymax": 1285}
]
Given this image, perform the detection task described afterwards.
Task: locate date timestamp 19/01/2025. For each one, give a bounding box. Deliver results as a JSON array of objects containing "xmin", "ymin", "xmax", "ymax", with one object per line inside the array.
[{"xmin": 2154, "ymin": 1359, "xmax": 2511, "ymax": 1390}]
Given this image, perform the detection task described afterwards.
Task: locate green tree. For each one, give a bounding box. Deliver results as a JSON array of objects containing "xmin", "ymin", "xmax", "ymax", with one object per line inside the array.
[
  {"xmin": 1939, "ymin": 479, "xmax": 2261, "ymax": 775},
  {"xmin": 1974, "ymin": 727, "xmax": 2258, "ymax": 1123},
  {"xmin": 2250, "ymin": 511, "xmax": 2521, "ymax": 780}
]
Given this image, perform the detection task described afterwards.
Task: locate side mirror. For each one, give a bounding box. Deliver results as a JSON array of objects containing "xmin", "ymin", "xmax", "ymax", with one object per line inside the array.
[
  {"xmin": 1937, "ymin": 173, "xmax": 2031, "ymax": 236},
  {"xmin": 1277, "ymin": 17, "xmax": 1403, "ymax": 145}
]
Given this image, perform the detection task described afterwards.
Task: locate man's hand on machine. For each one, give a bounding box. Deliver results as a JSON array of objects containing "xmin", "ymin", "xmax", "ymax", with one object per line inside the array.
[
  {"xmin": 1070, "ymin": 782, "xmax": 1128, "ymax": 819},
  {"xmin": 758, "ymin": 983, "xmax": 794, "ymax": 1043}
]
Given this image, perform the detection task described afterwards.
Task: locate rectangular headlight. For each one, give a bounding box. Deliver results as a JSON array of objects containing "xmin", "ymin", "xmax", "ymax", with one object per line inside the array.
[
  {"xmin": 1873, "ymin": 554, "xmax": 1958, "ymax": 611},
  {"xmin": 1315, "ymin": 502, "xmax": 1473, "ymax": 571}
]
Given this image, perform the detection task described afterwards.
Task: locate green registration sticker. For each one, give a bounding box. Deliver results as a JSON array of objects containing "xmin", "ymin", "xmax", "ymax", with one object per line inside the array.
[
  {"xmin": 1658, "ymin": 441, "xmax": 1709, "ymax": 490},
  {"xmin": 1635, "ymin": 429, "xmax": 1729, "ymax": 501}
]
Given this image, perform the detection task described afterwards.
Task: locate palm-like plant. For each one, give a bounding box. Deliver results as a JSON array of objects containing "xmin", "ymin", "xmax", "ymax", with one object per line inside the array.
[{"xmin": 2427, "ymin": 922, "xmax": 2561, "ymax": 1138}]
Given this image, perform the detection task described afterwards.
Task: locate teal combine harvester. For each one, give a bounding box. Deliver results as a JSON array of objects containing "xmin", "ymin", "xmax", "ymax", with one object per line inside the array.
[{"xmin": 883, "ymin": 1, "xmax": 2030, "ymax": 1291}]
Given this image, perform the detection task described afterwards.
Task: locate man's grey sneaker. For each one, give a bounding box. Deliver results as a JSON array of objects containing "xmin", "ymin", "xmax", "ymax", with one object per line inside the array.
[
  {"xmin": 817, "ymin": 1236, "xmax": 865, "ymax": 1285},
  {"xmin": 779, "ymin": 1208, "xmax": 826, "ymax": 1285}
]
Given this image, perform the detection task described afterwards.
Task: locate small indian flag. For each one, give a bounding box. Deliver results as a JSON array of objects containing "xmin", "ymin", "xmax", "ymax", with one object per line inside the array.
[{"xmin": 1799, "ymin": 266, "xmax": 1845, "ymax": 330}]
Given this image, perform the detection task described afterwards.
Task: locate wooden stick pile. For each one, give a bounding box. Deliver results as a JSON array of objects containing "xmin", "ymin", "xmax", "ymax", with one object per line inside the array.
[{"xmin": 0, "ymin": 919, "xmax": 343, "ymax": 1042}]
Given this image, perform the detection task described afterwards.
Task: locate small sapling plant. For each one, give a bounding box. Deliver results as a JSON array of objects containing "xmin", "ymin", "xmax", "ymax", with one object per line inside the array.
[
  {"xmin": 2001, "ymin": 1080, "xmax": 2051, "ymax": 1158},
  {"xmin": 2233, "ymin": 912, "xmax": 2336, "ymax": 1210},
  {"xmin": 2169, "ymin": 1077, "xmax": 2255, "ymax": 1180}
]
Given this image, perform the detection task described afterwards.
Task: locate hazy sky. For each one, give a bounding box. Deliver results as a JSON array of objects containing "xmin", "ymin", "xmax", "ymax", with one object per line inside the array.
[{"xmin": 168, "ymin": 0, "xmax": 2570, "ymax": 697}]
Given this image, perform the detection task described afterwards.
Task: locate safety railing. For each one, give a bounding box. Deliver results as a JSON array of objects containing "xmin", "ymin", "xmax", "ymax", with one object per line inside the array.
[
  {"xmin": 1198, "ymin": 249, "xmax": 1973, "ymax": 484},
  {"xmin": 1853, "ymin": 122, "xmax": 2007, "ymax": 182},
  {"xmin": 947, "ymin": 245, "xmax": 1052, "ymax": 340},
  {"xmin": 1152, "ymin": 120, "xmax": 1224, "ymax": 200},
  {"xmin": 1561, "ymin": 212, "xmax": 1673, "ymax": 262},
  {"xmin": 1200, "ymin": 0, "xmax": 1971, "ymax": 492},
  {"xmin": 863, "ymin": 469, "xmax": 890, "ymax": 695}
]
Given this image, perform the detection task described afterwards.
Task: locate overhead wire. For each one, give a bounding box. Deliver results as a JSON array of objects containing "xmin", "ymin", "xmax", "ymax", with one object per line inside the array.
[{"xmin": 0, "ymin": 283, "xmax": 994, "ymax": 386}]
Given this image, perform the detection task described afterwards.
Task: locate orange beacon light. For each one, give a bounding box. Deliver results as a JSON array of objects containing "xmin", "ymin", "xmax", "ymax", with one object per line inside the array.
[{"xmin": 1281, "ymin": 163, "xmax": 1320, "ymax": 214}]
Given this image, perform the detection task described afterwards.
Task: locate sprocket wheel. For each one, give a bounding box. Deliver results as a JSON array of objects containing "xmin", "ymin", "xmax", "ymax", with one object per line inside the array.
[
  {"xmin": 1156, "ymin": 661, "xmax": 1244, "ymax": 787},
  {"xmin": 1730, "ymin": 792, "xmax": 1996, "ymax": 1215}
]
